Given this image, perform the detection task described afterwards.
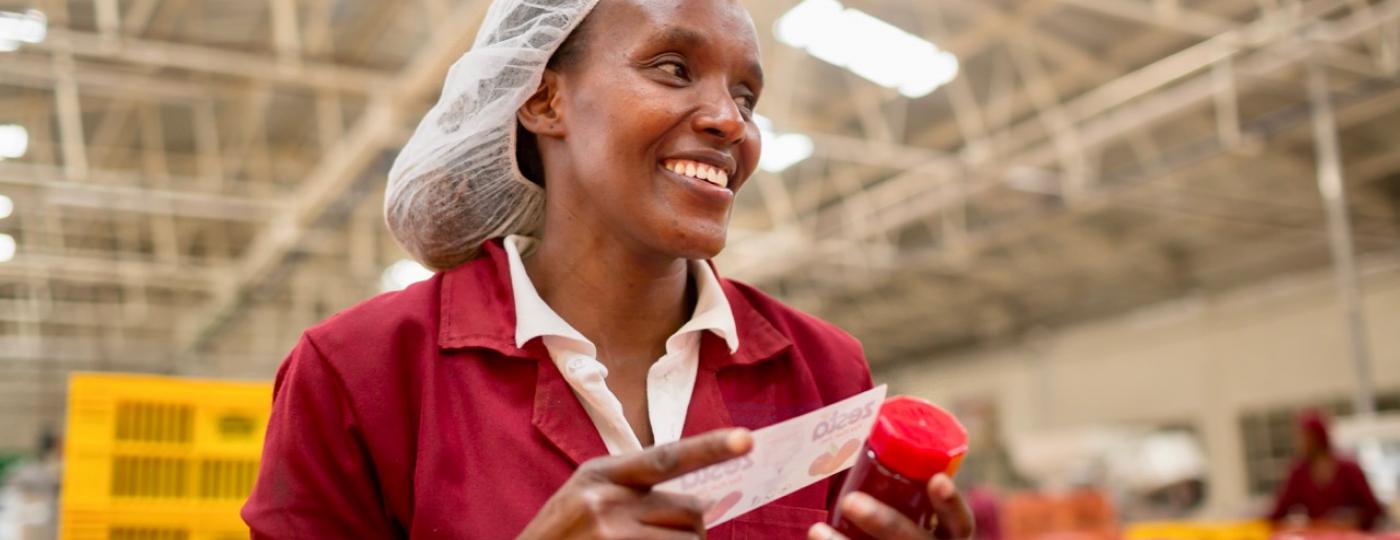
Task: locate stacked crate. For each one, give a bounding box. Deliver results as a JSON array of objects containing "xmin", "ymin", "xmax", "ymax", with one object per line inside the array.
[{"xmin": 60, "ymin": 373, "xmax": 272, "ymax": 540}]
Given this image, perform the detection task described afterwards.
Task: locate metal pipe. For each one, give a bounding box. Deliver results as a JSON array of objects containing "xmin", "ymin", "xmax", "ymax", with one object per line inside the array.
[
  {"xmin": 52, "ymin": 53, "xmax": 89, "ymax": 182},
  {"xmin": 1307, "ymin": 62, "xmax": 1377, "ymax": 417}
]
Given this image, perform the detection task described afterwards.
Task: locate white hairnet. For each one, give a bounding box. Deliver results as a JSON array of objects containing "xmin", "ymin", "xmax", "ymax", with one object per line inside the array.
[{"xmin": 385, "ymin": 0, "xmax": 601, "ymax": 270}]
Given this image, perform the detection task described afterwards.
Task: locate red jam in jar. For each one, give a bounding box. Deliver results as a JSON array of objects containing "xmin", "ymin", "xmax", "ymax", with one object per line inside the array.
[{"xmin": 830, "ymin": 396, "xmax": 968, "ymax": 539}]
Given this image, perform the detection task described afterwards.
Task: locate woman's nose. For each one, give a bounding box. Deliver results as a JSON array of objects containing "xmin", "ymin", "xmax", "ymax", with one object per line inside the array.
[{"xmin": 692, "ymin": 91, "xmax": 747, "ymax": 146}]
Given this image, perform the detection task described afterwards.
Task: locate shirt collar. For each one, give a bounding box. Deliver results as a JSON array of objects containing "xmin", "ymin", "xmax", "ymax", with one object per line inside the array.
[
  {"xmin": 437, "ymin": 238, "xmax": 787, "ymax": 368},
  {"xmin": 502, "ymin": 235, "xmax": 740, "ymax": 354}
]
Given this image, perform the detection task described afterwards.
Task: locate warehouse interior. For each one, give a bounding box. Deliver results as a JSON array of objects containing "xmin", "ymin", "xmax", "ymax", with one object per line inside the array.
[{"xmin": 1, "ymin": 0, "xmax": 1398, "ymax": 537}]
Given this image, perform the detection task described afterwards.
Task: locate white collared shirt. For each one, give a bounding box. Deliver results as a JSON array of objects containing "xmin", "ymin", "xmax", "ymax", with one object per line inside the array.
[{"xmin": 503, "ymin": 235, "xmax": 740, "ymax": 455}]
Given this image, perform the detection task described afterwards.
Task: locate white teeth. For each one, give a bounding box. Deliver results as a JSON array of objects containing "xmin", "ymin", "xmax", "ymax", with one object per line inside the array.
[{"xmin": 665, "ymin": 159, "xmax": 731, "ymax": 189}]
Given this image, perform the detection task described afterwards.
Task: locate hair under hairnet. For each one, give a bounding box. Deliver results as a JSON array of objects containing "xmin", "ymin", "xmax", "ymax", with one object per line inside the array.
[{"xmin": 385, "ymin": 0, "xmax": 601, "ymax": 270}]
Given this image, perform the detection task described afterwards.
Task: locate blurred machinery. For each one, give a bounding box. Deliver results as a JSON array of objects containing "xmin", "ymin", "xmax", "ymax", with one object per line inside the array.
[{"xmin": 1009, "ymin": 427, "xmax": 1209, "ymax": 520}]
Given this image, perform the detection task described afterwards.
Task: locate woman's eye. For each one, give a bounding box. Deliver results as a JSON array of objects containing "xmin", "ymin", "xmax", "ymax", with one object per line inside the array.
[
  {"xmin": 657, "ymin": 61, "xmax": 688, "ymax": 79},
  {"xmin": 735, "ymin": 96, "xmax": 756, "ymax": 115}
]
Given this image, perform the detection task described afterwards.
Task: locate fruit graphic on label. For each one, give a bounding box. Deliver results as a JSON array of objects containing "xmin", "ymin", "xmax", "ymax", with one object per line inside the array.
[
  {"xmin": 807, "ymin": 438, "xmax": 862, "ymax": 476},
  {"xmin": 703, "ymin": 490, "xmax": 744, "ymax": 524}
]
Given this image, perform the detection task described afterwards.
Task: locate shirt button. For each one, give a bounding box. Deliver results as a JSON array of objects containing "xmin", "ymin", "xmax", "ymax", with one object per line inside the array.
[{"xmin": 567, "ymin": 357, "xmax": 588, "ymax": 374}]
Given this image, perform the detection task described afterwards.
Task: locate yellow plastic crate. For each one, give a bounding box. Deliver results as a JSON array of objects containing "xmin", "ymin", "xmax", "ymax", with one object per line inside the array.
[
  {"xmin": 1124, "ymin": 520, "xmax": 1272, "ymax": 540},
  {"xmin": 60, "ymin": 372, "xmax": 272, "ymax": 540}
]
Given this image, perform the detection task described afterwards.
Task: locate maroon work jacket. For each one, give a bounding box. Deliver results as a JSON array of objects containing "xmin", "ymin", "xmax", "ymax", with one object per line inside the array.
[{"xmin": 242, "ymin": 239, "xmax": 874, "ymax": 539}]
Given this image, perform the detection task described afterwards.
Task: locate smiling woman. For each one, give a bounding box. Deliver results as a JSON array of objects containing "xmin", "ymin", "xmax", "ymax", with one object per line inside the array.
[{"xmin": 241, "ymin": 1, "xmax": 972, "ymax": 539}]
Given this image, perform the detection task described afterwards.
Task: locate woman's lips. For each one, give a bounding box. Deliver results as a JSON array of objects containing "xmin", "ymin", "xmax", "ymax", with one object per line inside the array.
[
  {"xmin": 663, "ymin": 158, "xmax": 730, "ymax": 189},
  {"xmin": 659, "ymin": 162, "xmax": 736, "ymax": 208}
]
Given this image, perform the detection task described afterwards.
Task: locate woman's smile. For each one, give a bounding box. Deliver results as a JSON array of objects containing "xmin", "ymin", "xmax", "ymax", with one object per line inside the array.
[
  {"xmin": 659, "ymin": 160, "xmax": 737, "ymax": 209},
  {"xmin": 662, "ymin": 158, "xmax": 730, "ymax": 189}
]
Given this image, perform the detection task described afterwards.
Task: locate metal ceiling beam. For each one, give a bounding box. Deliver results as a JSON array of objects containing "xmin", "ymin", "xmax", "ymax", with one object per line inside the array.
[
  {"xmin": 0, "ymin": 252, "xmax": 218, "ymax": 290},
  {"xmin": 0, "ymin": 335, "xmax": 177, "ymax": 363},
  {"xmin": 739, "ymin": 0, "xmax": 1255, "ymax": 247},
  {"xmin": 0, "ymin": 299, "xmax": 183, "ymax": 329},
  {"xmin": 913, "ymin": 1, "xmax": 1264, "ymax": 157},
  {"xmin": 177, "ymin": 0, "xmax": 494, "ymax": 355},
  {"xmin": 0, "ymin": 163, "xmax": 284, "ymax": 221},
  {"xmin": 0, "ymin": 55, "xmax": 213, "ymax": 101},
  {"xmin": 726, "ymin": 0, "xmax": 1397, "ymax": 285},
  {"xmin": 1055, "ymin": 0, "xmax": 1239, "ymax": 37},
  {"xmin": 800, "ymin": 73, "xmax": 1400, "ymax": 350},
  {"xmin": 31, "ymin": 29, "xmax": 394, "ymax": 93}
]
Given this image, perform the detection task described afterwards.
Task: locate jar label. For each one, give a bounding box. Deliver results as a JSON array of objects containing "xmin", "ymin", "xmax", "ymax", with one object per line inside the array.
[{"xmin": 655, "ymin": 384, "xmax": 888, "ymax": 527}]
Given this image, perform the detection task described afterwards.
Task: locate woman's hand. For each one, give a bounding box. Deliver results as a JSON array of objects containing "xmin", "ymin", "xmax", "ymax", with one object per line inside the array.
[
  {"xmin": 517, "ymin": 428, "xmax": 754, "ymax": 540},
  {"xmin": 808, "ymin": 474, "xmax": 975, "ymax": 540}
]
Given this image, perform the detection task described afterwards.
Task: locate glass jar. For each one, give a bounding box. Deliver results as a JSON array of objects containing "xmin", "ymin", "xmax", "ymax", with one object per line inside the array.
[{"xmin": 830, "ymin": 396, "xmax": 968, "ymax": 540}]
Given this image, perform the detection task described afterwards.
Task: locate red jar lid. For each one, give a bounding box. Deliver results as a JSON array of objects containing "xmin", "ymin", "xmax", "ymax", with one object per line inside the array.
[{"xmin": 867, "ymin": 397, "xmax": 968, "ymax": 482}]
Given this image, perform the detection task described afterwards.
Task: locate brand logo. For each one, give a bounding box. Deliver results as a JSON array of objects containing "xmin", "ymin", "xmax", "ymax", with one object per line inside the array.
[
  {"xmin": 811, "ymin": 401, "xmax": 876, "ymax": 440},
  {"xmin": 678, "ymin": 454, "xmax": 755, "ymax": 490}
]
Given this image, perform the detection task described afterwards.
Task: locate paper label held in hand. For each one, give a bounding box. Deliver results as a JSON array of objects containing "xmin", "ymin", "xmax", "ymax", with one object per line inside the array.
[{"xmin": 655, "ymin": 385, "xmax": 887, "ymax": 527}]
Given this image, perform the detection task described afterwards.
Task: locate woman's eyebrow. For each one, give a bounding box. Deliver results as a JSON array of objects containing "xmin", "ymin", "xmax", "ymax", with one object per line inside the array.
[
  {"xmin": 653, "ymin": 26, "xmax": 707, "ymax": 49},
  {"xmin": 747, "ymin": 61, "xmax": 765, "ymax": 88}
]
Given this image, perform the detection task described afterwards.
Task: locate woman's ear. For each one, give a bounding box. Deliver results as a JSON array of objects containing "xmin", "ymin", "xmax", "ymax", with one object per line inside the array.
[{"xmin": 517, "ymin": 70, "xmax": 566, "ymax": 137}]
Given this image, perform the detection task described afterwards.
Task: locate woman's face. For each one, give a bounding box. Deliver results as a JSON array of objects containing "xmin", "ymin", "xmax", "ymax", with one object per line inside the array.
[{"xmin": 536, "ymin": 0, "xmax": 764, "ymax": 260}]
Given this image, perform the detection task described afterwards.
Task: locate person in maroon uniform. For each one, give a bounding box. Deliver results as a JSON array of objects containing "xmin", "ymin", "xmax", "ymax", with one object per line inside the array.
[
  {"xmin": 241, "ymin": 0, "xmax": 974, "ymax": 538},
  {"xmin": 1267, "ymin": 410, "xmax": 1385, "ymax": 531}
]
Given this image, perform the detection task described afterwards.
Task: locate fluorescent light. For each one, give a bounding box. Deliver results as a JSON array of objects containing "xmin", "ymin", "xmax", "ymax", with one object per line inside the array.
[
  {"xmin": 380, "ymin": 259, "xmax": 434, "ymax": 292},
  {"xmin": 0, "ymin": 10, "xmax": 46, "ymax": 51},
  {"xmin": 1005, "ymin": 166, "xmax": 1061, "ymax": 195},
  {"xmin": 755, "ymin": 114, "xmax": 814, "ymax": 173},
  {"xmin": 775, "ymin": 0, "xmax": 959, "ymax": 98},
  {"xmin": 0, "ymin": 125, "xmax": 27, "ymax": 160},
  {"xmin": 0, "ymin": 234, "xmax": 14, "ymax": 263},
  {"xmin": 0, "ymin": 194, "xmax": 12, "ymax": 220}
]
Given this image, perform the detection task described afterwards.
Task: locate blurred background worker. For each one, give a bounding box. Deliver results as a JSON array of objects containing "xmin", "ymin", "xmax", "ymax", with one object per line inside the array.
[
  {"xmin": 1267, "ymin": 411, "xmax": 1385, "ymax": 531},
  {"xmin": 0, "ymin": 430, "xmax": 62, "ymax": 540}
]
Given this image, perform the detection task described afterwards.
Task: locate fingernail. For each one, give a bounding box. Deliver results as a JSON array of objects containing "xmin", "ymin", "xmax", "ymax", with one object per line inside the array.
[
  {"xmin": 726, "ymin": 428, "xmax": 753, "ymax": 452},
  {"xmin": 808, "ymin": 523, "xmax": 836, "ymax": 540},
  {"xmin": 843, "ymin": 492, "xmax": 877, "ymax": 518},
  {"xmin": 931, "ymin": 473, "xmax": 955, "ymax": 499}
]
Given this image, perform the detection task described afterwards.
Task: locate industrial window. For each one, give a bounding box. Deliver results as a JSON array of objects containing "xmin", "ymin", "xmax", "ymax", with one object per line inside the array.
[{"xmin": 1240, "ymin": 392, "xmax": 1400, "ymax": 496}]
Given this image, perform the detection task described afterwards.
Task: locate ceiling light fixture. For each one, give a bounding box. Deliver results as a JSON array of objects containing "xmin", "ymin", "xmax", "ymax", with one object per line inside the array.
[
  {"xmin": 0, "ymin": 10, "xmax": 47, "ymax": 52},
  {"xmin": 775, "ymin": 0, "xmax": 959, "ymax": 98},
  {"xmin": 0, "ymin": 125, "xmax": 28, "ymax": 160},
  {"xmin": 0, "ymin": 234, "xmax": 15, "ymax": 263}
]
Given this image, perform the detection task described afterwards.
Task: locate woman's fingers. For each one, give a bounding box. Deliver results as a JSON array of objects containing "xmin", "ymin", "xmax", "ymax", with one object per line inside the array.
[
  {"xmin": 809, "ymin": 522, "xmax": 852, "ymax": 540},
  {"xmin": 837, "ymin": 492, "xmax": 929, "ymax": 540},
  {"xmin": 632, "ymin": 490, "xmax": 706, "ymax": 532},
  {"xmin": 927, "ymin": 474, "xmax": 975, "ymax": 540},
  {"xmin": 623, "ymin": 524, "xmax": 705, "ymax": 540},
  {"xmin": 587, "ymin": 428, "xmax": 753, "ymax": 488}
]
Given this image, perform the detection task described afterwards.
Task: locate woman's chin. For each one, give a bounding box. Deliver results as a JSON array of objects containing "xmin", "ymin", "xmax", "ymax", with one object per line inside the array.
[{"xmin": 654, "ymin": 223, "xmax": 728, "ymax": 261}]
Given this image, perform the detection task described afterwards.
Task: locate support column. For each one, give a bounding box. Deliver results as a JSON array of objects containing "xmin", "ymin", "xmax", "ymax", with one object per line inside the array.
[{"xmin": 1307, "ymin": 62, "xmax": 1377, "ymax": 417}]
